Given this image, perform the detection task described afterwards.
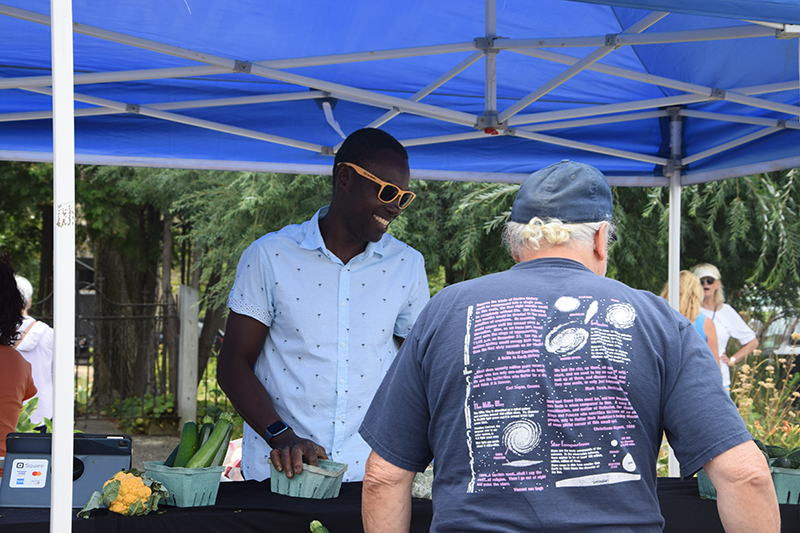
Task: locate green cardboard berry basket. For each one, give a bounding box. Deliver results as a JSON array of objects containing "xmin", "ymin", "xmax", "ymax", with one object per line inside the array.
[
  {"xmin": 143, "ymin": 461, "xmax": 224, "ymax": 507},
  {"xmin": 697, "ymin": 466, "xmax": 800, "ymax": 505},
  {"xmin": 269, "ymin": 459, "xmax": 347, "ymax": 499}
]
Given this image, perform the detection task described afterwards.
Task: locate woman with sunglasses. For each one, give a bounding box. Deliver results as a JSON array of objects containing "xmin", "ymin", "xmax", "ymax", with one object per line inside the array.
[
  {"xmin": 692, "ymin": 263, "xmax": 759, "ymax": 393},
  {"xmin": 660, "ymin": 270, "xmax": 720, "ymax": 367}
]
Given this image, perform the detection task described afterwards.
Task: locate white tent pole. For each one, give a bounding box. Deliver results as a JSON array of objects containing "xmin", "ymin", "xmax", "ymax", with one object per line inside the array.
[
  {"xmin": 680, "ymin": 109, "xmax": 800, "ymax": 129},
  {"xmin": 682, "ymin": 127, "xmax": 781, "ymax": 165},
  {"xmin": 500, "ymin": 25, "xmax": 774, "ymax": 49},
  {"xmin": 518, "ymin": 110, "xmax": 667, "ymax": 131},
  {"xmin": 0, "ymin": 4, "xmax": 476, "ymax": 67},
  {"xmin": 510, "ymin": 94, "xmax": 708, "ymax": 126},
  {"xmin": 17, "ymin": 85, "xmax": 326, "ymax": 152},
  {"xmin": 724, "ymin": 92, "xmax": 800, "ymax": 117},
  {"xmin": 737, "ymin": 80, "xmax": 799, "ymax": 95},
  {"xmin": 667, "ymin": 108, "xmax": 682, "ymax": 479},
  {"xmin": 499, "ymin": 11, "xmax": 667, "ymax": 123},
  {"xmin": 0, "ymin": 65, "xmax": 229, "ymax": 90},
  {"xmin": 402, "ymin": 131, "xmax": 488, "ymax": 146},
  {"xmin": 247, "ymin": 63, "xmax": 477, "ymax": 126},
  {"xmin": 512, "ymin": 129, "xmax": 669, "ymax": 165},
  {"xmin": 366, "ymin": 51, "xmax": 483, "ymax": 130},
  {"xmin": 485, "ymin": 0, "xmax": 497, "ymax": 117},
  {"xmin": 0, "ymin": 89, "xmax": 332, "ymax": 122},
  {"xmin": 49, "ymin": 0, "xmax": 75, "ymax": 530},
  {"xmin": 499, "ymin": 48, "xmax": 616, "ymax": 123},
  {"xmin": 513, "ymin": 48, "xmax": 800, "ymax": 118},
  {"xmin": 742, "ymin": 20, "xmax": 788, "ymax": 30}
]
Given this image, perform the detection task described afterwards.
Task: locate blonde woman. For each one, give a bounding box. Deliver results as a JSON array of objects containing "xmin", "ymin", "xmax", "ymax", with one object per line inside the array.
[
  {"xmin": 692, "ymin": 263, "xmax": 759, "ymax": 393},
  {"xmin": 660, "ymin": 271, "xmax": 720, "ymax": 366}
]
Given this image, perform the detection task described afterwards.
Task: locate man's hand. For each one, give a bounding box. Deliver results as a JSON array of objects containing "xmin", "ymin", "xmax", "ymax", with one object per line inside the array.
[{"xmin": 269, "ymin": 430, "xmax": 328, "ymax": 478}]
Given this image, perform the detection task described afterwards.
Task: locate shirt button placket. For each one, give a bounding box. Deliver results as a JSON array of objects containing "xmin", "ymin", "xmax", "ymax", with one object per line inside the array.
[{"xmin": 334, "ymin": 264, "xmax": 351, "ymax": 454}]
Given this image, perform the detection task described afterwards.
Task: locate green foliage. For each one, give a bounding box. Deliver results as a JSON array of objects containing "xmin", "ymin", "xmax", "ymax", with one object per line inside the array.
[
  {"xmin": 175, "ymin": 171, "xmax": 331, "ymax": 308},
  {"xmin": 77, "ymin": 166, "xmax": 166, "ymax": 272},
  {"xmin": 615, "ymin": 170, "xmax": 800, "ymax": 311},
  {"xmin": 109, "ymin": 393, "xmax": 175, "ymax": 434},
  {"xmin": 391, "ymin": 180, "xmax": 516, "ymax": 290},
  {"xmin": 731, "ymin": 350, "xmax": 800, "ymax": 449},
  {"xmin": 15, "ymin": 397, "xmax": 65, "ymax": 434},
  {"xmin": 197, "ymin": 356, "xmax": 244, "ymax": 439},
  {"xmin": 0, "ymin": 162, "xmax": 53, "ymax": 279},
  {"xmin": 15, "ymin": 397, "xmax": 44, "ymax": 432}
]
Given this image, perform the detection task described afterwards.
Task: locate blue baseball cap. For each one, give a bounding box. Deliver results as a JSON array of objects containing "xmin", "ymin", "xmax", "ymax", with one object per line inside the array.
[{"xmin": 510, "ymin": 160, "xmax": 613, "ymax": 224}]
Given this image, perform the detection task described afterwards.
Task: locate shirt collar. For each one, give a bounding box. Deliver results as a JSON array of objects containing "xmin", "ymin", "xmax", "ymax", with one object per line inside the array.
[{"xmin": 299, "ymin": 207, "xmax": 386, "ymax": 260}]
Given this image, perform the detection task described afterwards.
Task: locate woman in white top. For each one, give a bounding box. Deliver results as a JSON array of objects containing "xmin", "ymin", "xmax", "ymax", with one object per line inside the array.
[{"xmin": 692, "ymin": 263, "xmax": 759, "ymax": 392}]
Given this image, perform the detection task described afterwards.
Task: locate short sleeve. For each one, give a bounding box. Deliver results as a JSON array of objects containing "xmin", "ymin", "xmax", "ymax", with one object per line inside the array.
[
  {"xmin": 661, "ymin": 322, "xmax": 751, "ymax": 477},
  {"xmin": 393, "ymin": 254, "xmax": 430, "ymax": 338},
  {"xmin": 227, "ymin": 241, "xmax": 275, "ymax": 326},
  {"xmin": 724, "ymin": 305, "xmax": 756, "ymax": 345}
]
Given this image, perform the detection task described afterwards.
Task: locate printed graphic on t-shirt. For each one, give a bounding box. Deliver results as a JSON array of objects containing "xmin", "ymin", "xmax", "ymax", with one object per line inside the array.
[{"xmin": 464, "ymin": 295, "xmax": 641, "ymax": 493}]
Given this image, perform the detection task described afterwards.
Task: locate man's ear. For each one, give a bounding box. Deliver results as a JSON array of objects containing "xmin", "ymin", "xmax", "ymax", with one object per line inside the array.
[
  {"xmin": 593, "ymin": 222, "xmax": 609, "ymax": 263},
  {"xmin": 508, "ymin": 229, "xmax": 521, "ymax": 263},
  {"xmin": 334, "ymin": 163, "xmax": 351, "ymax": 193}
]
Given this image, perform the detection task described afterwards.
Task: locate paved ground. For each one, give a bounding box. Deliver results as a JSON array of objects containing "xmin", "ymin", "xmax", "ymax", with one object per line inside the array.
[{"xmin": 75, "ymin": 418, "xmax": 180, "ymax": 471}]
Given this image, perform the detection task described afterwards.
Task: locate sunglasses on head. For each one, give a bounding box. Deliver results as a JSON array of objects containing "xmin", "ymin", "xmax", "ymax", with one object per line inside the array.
[
  {"xmin": 339, "ymin": 162, "xmax": 416, "ymax": 209},
  {"xmin": 699, "ymin": 277, "xmax": 717, "ymax": 286}
]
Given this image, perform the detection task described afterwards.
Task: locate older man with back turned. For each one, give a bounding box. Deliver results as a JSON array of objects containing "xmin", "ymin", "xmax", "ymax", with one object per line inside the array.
[{"xmin": 360, "ymin": 160, "xmax": 778, "ymax": 533}]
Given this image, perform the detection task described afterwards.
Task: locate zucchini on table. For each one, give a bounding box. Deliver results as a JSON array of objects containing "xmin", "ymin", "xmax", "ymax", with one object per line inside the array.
[
  {"xmin": 185, "ymin": 413, "xmax": 235, "ymax": 468},
  {"xmin": 173, "ymin": 421, "xmax": 199, "ymax": 468}
]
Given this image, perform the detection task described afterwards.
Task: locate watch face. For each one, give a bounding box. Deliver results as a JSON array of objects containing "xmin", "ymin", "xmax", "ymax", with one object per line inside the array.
[{"xmin": 267, "ymin": 421, "xmax": 288, "ymax": 436}]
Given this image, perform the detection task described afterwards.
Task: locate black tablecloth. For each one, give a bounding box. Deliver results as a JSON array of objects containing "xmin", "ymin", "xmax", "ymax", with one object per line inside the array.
[{"xmin": 1, "ymin": 478, "xmax": 797, "ymax": 532}]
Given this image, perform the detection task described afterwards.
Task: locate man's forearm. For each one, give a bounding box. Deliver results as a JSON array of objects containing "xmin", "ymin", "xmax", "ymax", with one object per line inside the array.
[
  {"xmin": 362, "ymin": 452, "xmax": 415, "ymax": 533},
  {"xmin": 716, "ymin": 474, "xmax": 779, "ymax": 533},
  {"xmin": 705, "ymin": 441, "xmax": 780, "ymax": 533}
]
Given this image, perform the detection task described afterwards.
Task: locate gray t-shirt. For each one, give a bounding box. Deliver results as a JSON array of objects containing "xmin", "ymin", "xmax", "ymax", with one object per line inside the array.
[{"xmin": 361, "ymin": 258, "xmax": 751, "ymax": 533}]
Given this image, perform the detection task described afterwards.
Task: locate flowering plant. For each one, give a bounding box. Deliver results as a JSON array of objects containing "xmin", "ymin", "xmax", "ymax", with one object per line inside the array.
[{"xmin": 730, "ymin": 347, "xmax": 800, "ymax": 449}]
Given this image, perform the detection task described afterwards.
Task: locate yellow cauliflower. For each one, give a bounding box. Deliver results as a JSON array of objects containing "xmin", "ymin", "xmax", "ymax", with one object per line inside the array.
[
  {"xmin": 79, "ymin": 468, "xmax": 168, "ymax": 518},
  {"xmin": 103, "ymin": 472, "xmax": 152, "ymax": 515}
]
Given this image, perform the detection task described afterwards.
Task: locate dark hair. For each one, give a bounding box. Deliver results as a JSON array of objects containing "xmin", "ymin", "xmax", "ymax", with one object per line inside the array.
[
  {"xmin": 332, "ymin": 128, "xmax": 408, "ymax": 188},
  {"xmin": 0, "ymin": 254, "xmax": 24, "ymax": 346}
]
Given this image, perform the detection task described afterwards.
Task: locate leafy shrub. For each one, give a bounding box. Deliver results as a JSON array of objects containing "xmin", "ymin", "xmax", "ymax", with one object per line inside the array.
[{"xmin": 731, "ymin": 347, "xmax": 800, "ymax": 449}]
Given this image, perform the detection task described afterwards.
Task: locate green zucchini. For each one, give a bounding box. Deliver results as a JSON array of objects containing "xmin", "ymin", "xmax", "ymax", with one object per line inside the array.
[
  {"xmin": 186, "ymin": 413, "xmax": 234, "ymax": 469},
  {"xmin": 772, "ymin": 456, "xmax": 793, "ymax": 469},
  {"xmin": 164, "ymin": 443, "xmax": 180, "ymax": 467},
  {"xmin": 210, "ymin": 423, "xmax": 234, "ymax": 467},
  {"xmin": 765, "ymin": 444, "xmax": 789, "ymax": 458},
  {"xmin": 310, "ymin": 520, "xmax": 330, "ymax": 533},
  {"xmin": 787, "ymin": 449, "xmax": 800, "ymax": 469},
  {"xmin": 198, "ymin": 416, "xmax": 215, "ymax": 447},
  {"xmin": 173, "ymin": 421, "xmax": 199, "ymax": 468}
]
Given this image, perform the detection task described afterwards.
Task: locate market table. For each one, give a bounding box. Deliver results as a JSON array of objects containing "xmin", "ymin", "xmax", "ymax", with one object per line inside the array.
[{"xmin": 0, "ymin": 478, "xmax": 797, "ymax": 532}]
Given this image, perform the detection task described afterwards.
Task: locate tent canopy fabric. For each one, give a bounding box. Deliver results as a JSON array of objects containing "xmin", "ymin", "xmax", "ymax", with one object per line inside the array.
[{"xmin": 0, "ymin": 0, "xmax": 798, "ymax": 187}]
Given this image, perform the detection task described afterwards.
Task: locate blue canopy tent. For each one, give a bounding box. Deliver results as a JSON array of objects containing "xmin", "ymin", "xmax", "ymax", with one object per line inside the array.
[
  {"xmin": 0, "ymin": 1, "xmax": 798, "ymax": 530},
  {"xmin": 1, "ymin": 0, "xmax": 799, "ymax": 183}
]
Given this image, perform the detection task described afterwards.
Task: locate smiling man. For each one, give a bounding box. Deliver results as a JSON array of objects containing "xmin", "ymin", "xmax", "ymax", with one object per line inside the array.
[{"xmin": 218, "ymin": 128, "xmax": 430, "ymax": 482}]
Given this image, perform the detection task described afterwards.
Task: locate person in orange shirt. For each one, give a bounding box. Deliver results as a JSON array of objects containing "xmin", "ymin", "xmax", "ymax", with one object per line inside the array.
[{"xmin": 0, "ymin": 254, "xmax": 37, "ymax": 475}]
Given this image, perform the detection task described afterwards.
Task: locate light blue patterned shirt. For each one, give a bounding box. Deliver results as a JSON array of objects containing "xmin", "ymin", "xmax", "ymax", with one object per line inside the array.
[{"xmin": 228, "ymin": 207, "xmax": 430, "ymax": 482}]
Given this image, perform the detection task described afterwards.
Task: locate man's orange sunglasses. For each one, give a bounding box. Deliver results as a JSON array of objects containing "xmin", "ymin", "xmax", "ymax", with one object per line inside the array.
[{"xmin": 339, "ymin": 162, "xmax": 416, "ymax": 209}]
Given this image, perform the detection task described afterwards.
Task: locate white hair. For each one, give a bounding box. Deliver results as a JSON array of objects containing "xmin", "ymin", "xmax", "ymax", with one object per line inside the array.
[
  {"xmin": 504, "ymin": 217, "xmax": 614, "ymax": 256},
  {"xmin": 15, "ymin": 275, "xmax": 34, "ymax": 304}
]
